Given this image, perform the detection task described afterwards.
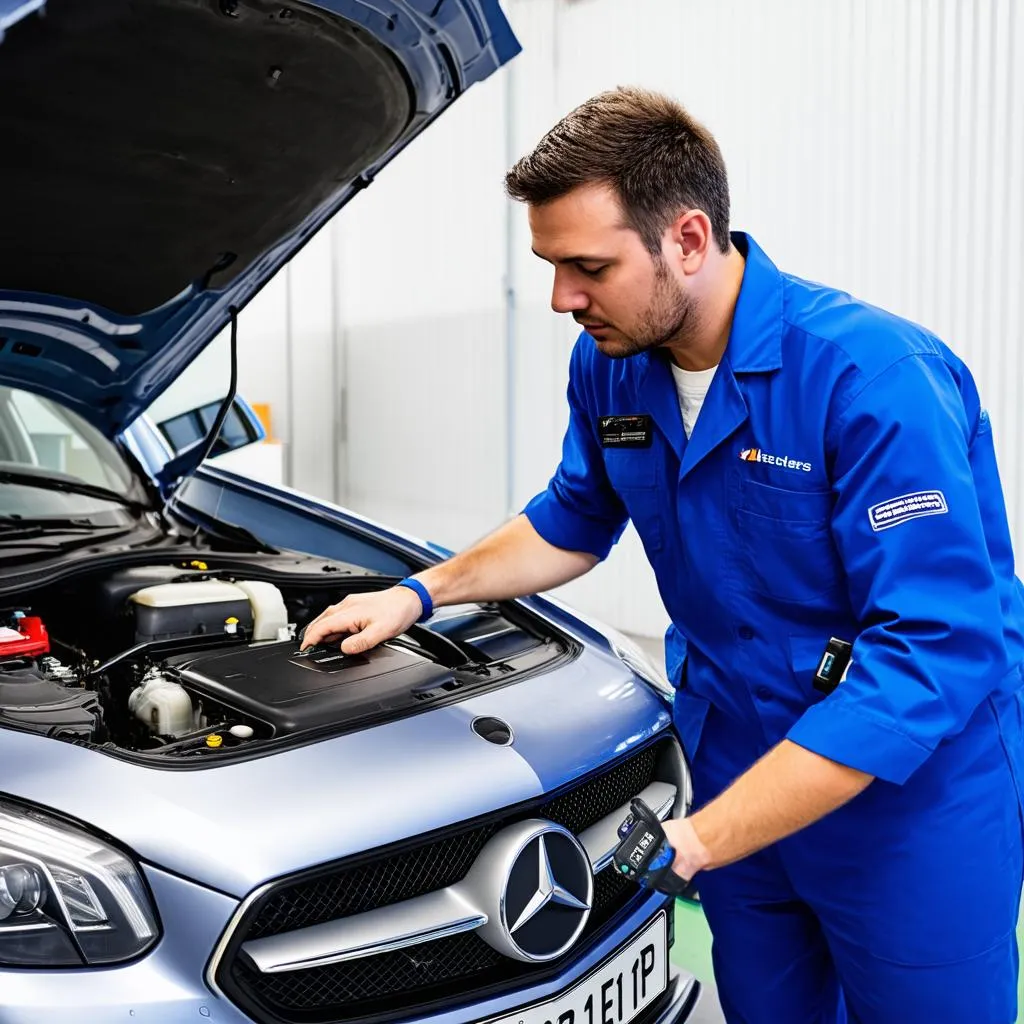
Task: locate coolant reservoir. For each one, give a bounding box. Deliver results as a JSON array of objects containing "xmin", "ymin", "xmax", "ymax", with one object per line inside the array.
[
  {"xmin": 127, "ymin": 579, "xmax": 288, "ymax": 643},
  {"xmin": 234, "ymin": 581, "xmax": 288, "ymax": 642},
  {"xmin": 128, "ymin": 671, "xmax": 194, "ymax": 737},
  {"xmin": 129, "ymin": 580, "xmax": 253, "ymax": 643}
]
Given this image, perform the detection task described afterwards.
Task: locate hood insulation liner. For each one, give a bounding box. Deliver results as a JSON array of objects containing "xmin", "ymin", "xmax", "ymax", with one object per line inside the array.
[{"xmin": 0, "ymin": 0, "xmax": 412, "ymax": 314}]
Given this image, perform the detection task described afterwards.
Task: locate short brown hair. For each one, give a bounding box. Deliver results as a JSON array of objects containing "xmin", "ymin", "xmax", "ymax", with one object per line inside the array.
[{"xmin": 505, "ymin": 86, "xmax": 730, "ymax": 255}]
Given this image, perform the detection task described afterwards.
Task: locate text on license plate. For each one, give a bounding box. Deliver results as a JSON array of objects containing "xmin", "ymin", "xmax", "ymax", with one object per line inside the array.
[{"xmin": 490, "ymin": 913, "xmax": 668, "ymax": 1024}]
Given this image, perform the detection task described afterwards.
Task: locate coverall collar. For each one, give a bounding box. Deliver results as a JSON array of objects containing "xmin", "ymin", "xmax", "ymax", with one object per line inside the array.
[{"xmin": 723, "ymin": 231, "xmax": 784, "ymax": 374}]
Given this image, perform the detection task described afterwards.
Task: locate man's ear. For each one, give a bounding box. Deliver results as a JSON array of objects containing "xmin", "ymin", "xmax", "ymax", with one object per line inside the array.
[{"xmin": 668, "ymin": 209, "xmax": 713, "ymax": 275}]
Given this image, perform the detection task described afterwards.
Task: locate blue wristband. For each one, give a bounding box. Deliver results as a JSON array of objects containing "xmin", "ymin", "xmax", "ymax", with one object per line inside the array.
[{"xmin": 396, "ymin": 578, "xmax": 433, "ymax": 622}]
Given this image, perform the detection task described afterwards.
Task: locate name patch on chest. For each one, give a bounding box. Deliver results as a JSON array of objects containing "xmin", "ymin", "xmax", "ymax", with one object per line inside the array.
[
  {"xmin": 599, "ymin": 415, "xmax": 653, "ymax": 448},
  {"xmin": 868, "ymin": 490, "xmax": 948, "ymax": 532}
]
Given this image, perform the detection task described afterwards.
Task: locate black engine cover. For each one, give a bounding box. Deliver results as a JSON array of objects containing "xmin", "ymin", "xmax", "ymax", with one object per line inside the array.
[{"xmin": 166, "ymin": 641, "xmax": 456, "ymax": 735}]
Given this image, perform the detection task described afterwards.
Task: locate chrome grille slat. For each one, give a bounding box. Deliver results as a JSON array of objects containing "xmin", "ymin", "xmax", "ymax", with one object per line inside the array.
[{"xmin": 241, "ymin": 887, "xmax": 489, "ymax": 974}]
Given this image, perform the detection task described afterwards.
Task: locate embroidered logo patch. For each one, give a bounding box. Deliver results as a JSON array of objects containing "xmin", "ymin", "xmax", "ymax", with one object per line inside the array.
[
  {"xmin": 738, "ymin": 448, "xmax": 812, "ymax": 473},
  {"xmin": 868, "ymin": 490, "xmax": 948, "ymax": 532}
]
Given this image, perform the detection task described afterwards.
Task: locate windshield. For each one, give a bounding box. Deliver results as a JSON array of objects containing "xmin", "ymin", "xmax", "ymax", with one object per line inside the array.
[{"xmin": 0, "ymin": 386, "xmax": 141, "ymax": 519}]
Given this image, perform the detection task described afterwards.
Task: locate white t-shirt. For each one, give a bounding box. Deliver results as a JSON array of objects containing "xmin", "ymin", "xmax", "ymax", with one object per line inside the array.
[{"xmin": 670, "ymin": 362, "xmax": 719, "ymax": 438}]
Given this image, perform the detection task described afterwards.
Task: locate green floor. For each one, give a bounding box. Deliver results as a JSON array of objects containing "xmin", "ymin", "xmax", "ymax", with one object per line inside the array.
[{"xmin": 668, "ymin": 900, "xmax": 1024, "ymax": 1022}]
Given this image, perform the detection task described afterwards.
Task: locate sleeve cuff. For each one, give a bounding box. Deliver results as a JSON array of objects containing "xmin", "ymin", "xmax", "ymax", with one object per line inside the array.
[
  {"xmin": 522, "ymin": 491, "xmax": 624, "ymax": 561},
  {"xmin": 786, "ymin": 697, "xmax": 934, "ymax": 784}
]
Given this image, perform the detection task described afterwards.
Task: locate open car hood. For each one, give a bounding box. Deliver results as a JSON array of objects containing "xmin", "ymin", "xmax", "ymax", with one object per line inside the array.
[{"xmin": 0, "ymin": 0, "xmax": 518, "ymax": 437}]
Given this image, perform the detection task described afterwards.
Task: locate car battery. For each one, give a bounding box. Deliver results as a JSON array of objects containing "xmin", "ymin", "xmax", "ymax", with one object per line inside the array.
[{"xmin": 128, "ymin": 581, "xmax": 254, "ymax": 644}]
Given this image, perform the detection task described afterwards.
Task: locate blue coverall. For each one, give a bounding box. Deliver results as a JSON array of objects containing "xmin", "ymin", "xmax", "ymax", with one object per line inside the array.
[{"xmin": 524, "ymin": 233, "xmax": 1024, "ymax": 1023}]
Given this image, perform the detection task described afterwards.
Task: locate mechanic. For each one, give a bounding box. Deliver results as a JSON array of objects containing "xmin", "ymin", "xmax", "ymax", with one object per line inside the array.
[{"xmin": 302, "ymin": 87, "xmax": 1024, "ymax": 1023}]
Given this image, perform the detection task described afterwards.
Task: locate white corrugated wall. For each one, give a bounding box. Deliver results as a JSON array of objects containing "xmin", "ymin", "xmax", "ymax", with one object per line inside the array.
[{"xmin": 234, "ymin": 0, "xmax": 1024, "ymax": 639}]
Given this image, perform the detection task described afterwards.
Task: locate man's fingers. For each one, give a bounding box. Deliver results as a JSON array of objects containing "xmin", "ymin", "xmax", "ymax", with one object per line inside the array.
[
  {"xmin": 302, "ymin": 611, "xmax": 359, "ymax": 649},
  {"xmin": 312, "ymin": 629, "xmax": 353, "ymax": 647},
  {"xmin": 340, "ymin": 624, "xmax": 389, "ymax": 655},
  {"xmin": 299, "ymin": 604, "xmax": 345, "ymax": 647},
  {"xmin": 301, "ymin": 587, "xmax": 423, "ymax": 653}
]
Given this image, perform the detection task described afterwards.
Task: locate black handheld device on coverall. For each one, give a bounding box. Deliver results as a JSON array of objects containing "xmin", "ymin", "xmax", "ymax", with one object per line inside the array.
[
  {"xmin": 813, "ymin": 637, "xmax": 853, "ymax": 695},
  {"xmin": 613, "ymin": 798, "xmax": 691, "ymax": 896}
]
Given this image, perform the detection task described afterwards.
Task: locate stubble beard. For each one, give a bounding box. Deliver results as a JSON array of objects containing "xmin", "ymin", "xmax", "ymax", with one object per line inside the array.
[{"xmin": 592, "ymin": 259, "xmax": 696, "ymax": 359}]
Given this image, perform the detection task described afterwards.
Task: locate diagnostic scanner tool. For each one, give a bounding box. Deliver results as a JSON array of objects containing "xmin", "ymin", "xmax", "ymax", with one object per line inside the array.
[{"xmin": 613, "ymin": 797, "xmax": 691, "ymax": 896}]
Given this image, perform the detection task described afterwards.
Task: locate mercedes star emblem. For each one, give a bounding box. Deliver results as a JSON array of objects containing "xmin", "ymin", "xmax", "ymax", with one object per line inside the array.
[
  {"xmin": 509, "ymin": 833, "xmax": 591, "ymax": 933},
  {"xmin": 461, "ymin": 819, "xmax": 594, "ymax": 963}
]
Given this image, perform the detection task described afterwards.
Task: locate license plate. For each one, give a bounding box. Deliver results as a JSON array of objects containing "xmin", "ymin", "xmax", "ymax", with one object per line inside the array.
[{"xmin": 488, "ymin": 913, "xmax": 668, "ymax": 1024}]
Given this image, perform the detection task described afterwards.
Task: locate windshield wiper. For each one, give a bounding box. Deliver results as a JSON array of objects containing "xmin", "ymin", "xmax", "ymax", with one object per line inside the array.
[
  {"xmin": 0, "ymin": 516, "xmax": 95, "ymax": 530},
  {"xmin": 0, "ymin": 470, "xmax": 146, "ymax": 513},
  {"xmin": 0, "ymin": 516, "xmax": 134, "ymax": 539}
]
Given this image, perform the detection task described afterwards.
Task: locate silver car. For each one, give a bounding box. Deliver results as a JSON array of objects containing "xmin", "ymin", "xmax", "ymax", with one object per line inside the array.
[{"xmin": 0, "ymin": 1, "xmax": 700, "ymax": 1021}]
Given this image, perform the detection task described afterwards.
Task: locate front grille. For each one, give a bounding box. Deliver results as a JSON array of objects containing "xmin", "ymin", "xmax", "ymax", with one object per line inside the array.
[
  {"xmin": 220, "ymin": 738, "xmax": 670, "ymax": 1024},
  {"xmin": 244, "ymin": 825, "xmax": 503, "ymax": 940}
]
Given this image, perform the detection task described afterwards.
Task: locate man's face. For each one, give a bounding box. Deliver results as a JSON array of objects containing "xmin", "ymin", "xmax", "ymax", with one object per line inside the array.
[{"xmin": 528, "ymin": 183, "xmax": 695, "ymax": 358}]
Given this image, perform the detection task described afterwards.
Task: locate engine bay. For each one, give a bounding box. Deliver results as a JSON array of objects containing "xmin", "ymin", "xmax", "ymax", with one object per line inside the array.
[{"xmin": 0, "ymin": 554, "xmax": 575, "ymax": 763}]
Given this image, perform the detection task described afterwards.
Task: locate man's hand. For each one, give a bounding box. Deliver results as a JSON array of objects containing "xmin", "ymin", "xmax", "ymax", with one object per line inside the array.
[
  {"xmin": 301, "ymin": 515, "xmax": 599, "ymax": 656},
  {"xmin": 660, "ymin": 817, "xmax": 713, "ymax": 882},
  {"xmin": 300, "ymin": 586, "xmax": 424, "ymax": 654}
]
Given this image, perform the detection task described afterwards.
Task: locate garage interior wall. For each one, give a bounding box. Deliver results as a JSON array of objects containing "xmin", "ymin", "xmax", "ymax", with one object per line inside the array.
[{"xmin": 222, "ymin": 0, "xmax": 1024, "ymax": 639}]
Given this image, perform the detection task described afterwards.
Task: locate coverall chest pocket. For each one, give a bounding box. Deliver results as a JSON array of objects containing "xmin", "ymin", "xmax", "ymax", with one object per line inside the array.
[
  {"xmin": 732, "ymin": 480, "xmax": 843, "ymax": 603},
  {"xmin": 603, "ymin": 450, "xmax": 664, "ymax": 554}
]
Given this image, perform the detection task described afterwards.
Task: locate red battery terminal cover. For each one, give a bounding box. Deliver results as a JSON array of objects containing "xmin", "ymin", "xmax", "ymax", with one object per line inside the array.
[{"xmin": 0, "ymin": 616, "xmax": 51, "ymax": 659}]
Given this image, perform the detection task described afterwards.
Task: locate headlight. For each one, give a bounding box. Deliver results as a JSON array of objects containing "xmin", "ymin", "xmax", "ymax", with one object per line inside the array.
[{"xmin": 0, "ymin": 799, "xmax": 158, "ymax": 966}]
